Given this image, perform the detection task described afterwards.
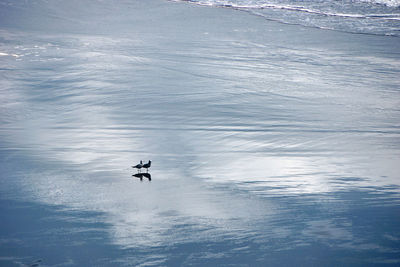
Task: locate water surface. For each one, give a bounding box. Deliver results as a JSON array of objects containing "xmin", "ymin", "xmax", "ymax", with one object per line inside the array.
[{"xmin": 1, "ymin": 0, "xmax": 400, "ymax": 265}]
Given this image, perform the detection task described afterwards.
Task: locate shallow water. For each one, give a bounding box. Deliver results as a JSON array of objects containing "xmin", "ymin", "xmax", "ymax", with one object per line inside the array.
[{"xmin": 1, "ymin": 0, "xmax": 400, "ymax": 266}]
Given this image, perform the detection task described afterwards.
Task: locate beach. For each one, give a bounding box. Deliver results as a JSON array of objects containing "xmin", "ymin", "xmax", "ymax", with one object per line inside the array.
[{"xmin": 1, "ymin": 0, "xmax": 400, "ymax": 265}]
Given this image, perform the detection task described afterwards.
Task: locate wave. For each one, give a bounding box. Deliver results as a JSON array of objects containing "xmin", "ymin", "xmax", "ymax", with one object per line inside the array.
[
  {"xmin": 178, "ymin": 0, "xmax": 400, "ymax": 9},
  {"xmin": 177, "ymin": 0, "xmax": 400, "ymax": 19},
  {"xmin": 239, "ymin": 4, "xmax": 400, "ymax": 21},
  {"xmin": 174, "ymin": 0, "xmax": 400, "ymax": 36}
]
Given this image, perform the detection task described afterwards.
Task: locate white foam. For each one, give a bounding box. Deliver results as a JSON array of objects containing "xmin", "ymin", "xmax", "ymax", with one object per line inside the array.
[
  {"xmin": 359, "ymin": 0, "xmax": 400, "ymax": 7},
  {"xmin": 184, "ymin": 0, "xmax": 400, "ymax": 8},
  {"xmin": 181, "ymin": 0, "xmax": 400, "ymax": 18}
]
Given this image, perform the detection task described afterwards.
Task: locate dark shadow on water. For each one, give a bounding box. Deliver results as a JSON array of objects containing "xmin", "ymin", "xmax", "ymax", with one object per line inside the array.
[
  {"xmin": 1, "ymin": 184, "xmax": 400, "ymax": 266},
  {"xmin": 0, "ymin": 198, "xmax": 119, "ymax": 267},
  {"xmin": 132, "ymin": 173, "xmax": 151, "ymax": 181}
]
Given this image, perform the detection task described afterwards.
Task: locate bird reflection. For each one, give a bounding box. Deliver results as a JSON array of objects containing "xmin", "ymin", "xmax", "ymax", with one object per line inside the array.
[
  {"xmin": 28, "ymin": 259, "xmax": 42, "ymax": 267},
  {"xmin": 132, "ymin": 172, "xmax": 151, "ymax": 181},
  {"xmin": 142, "ymin": 173, "xmax": 151, "ymax": 181}
]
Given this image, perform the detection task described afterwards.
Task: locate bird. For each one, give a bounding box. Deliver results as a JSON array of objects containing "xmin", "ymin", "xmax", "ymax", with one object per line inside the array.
[
  {"xmin": 132, "ymin": 160, "xmax": 143, "ymax": 173},
  {"xmin": 142, "ymin": 160, "xmax": 151, "ymax": 172}
]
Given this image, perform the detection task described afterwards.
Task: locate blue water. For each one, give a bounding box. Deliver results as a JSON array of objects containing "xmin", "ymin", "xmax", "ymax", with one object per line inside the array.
[{"xmin": 1, "ymin": 0, "xmax": 400, "ymax": 266}]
